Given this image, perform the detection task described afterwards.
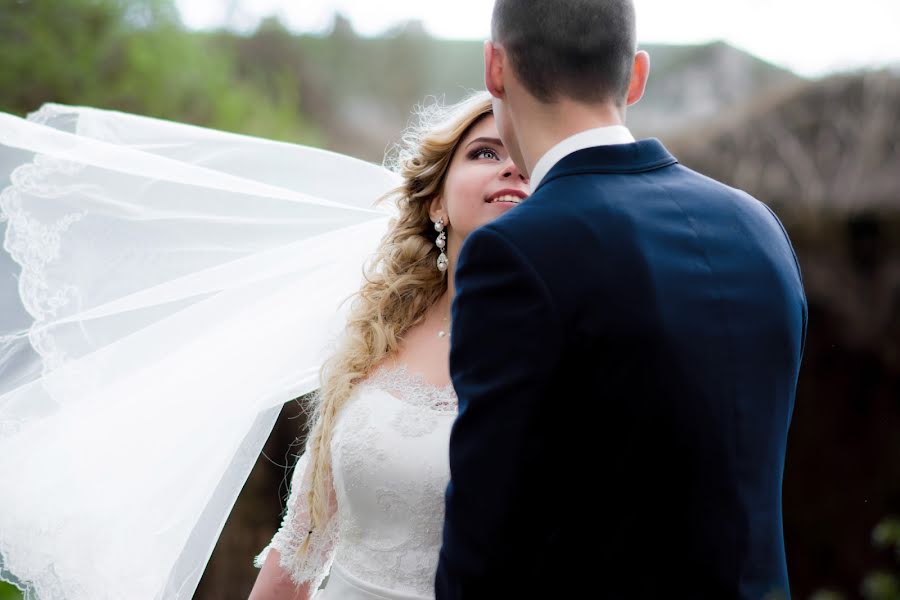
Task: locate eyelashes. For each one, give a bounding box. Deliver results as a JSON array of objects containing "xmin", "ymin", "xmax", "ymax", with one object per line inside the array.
[{"xmin": 467, "ymin": 146, "xmax": 501, "ymax": 161}]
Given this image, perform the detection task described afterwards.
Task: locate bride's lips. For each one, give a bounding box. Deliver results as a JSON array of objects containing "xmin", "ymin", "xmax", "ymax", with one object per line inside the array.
[{"xmin": 485, "ymin": 188, "xmax": 528, "ymax": 205}]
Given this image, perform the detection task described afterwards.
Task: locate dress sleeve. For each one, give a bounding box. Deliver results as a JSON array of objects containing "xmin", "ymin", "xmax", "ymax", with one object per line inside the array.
[{"xmin": 254, "ymin": 443, "xmax": 339, "ymax": 591}]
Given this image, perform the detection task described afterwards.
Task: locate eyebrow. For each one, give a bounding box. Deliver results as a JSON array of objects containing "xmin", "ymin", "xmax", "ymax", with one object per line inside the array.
[{"xmin": 465, "ymin": 136, "xmax": 504, "ymax": 149}]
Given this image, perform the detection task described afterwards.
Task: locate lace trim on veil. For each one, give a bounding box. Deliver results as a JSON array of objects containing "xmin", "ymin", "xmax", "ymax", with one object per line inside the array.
[{"xmin": 1, "ymin": 155, "xmax": 88, "ymax": 373}]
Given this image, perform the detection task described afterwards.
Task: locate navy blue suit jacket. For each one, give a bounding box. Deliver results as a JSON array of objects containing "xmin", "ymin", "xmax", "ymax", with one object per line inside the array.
[{"xmin": 436, "ymin": 140, "xmax": 807, "ymax": 599}]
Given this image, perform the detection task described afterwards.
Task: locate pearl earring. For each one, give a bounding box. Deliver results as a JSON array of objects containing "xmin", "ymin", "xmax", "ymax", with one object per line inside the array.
[{"xmin": 435, "ymin": 218, "xmax": 448, "ymax": 273}]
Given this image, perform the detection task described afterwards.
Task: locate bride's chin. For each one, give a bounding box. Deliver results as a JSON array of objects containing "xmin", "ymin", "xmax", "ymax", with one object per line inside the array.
[{"xmin": 484, "ymin": 201, "xmax": 519, "ymax": 214}]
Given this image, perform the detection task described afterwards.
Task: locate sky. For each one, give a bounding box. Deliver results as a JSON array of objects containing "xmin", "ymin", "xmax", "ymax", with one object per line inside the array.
[{"xmin": 175, "ymin": 0, "xmax": 900, "ymax": 78}]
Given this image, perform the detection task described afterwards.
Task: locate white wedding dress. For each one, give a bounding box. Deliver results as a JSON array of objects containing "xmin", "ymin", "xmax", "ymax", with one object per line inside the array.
[{"xmin": 256, "ymin": 365, "xmax": 458, "ymax": 600}]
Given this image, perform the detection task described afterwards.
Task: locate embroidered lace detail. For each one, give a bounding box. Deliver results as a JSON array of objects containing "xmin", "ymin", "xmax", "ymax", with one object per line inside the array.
[
  {"xmin": 330, "ymin": 377, "xmax": 454, "ymax": 596},
  {"xmin": 389, "ymin": 403, "xmax": 441, "ymax": 438},
  {"xmin": 361, "ymin": 364, "xmax": 457, "ymax": 412},
  {"xmin": 0, "ymin": 153, "xmax": 88, "ymax": 373},
  {"xmin": 335, "ymin": 465, "xmax": 448, "ymax": 595},
  {"xmin": 253, "ymin": 448, "xmax": 339, "ymax": 592},
  {"xmin": 256, "ymin": 365, "xmax": 457, "ymax": 597}
]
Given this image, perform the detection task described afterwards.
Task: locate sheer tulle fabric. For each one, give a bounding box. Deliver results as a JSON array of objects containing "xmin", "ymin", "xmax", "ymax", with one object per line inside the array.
[{"xmin": 0, "ymin": 104, "xmax": 398, "ymax": 599}]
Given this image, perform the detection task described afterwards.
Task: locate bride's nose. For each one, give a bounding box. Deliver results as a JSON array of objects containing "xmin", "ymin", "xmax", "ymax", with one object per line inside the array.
[{"xmin": 500, "ymin": 158, "xmax": 527, "ymax": 183}]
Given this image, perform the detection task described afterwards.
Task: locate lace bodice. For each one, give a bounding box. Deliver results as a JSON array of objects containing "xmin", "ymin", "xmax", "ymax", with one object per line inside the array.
[{"xmin": 255, "ymin": 366, "xmax": 458, "ymax": 597}]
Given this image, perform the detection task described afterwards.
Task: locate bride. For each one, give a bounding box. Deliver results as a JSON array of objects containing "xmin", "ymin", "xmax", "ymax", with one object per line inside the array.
[
  {"xmin": 0, "ymin": 91, "xmax": 528, "ymax": 599},
  {"xmin": 249, "ymin": 93, "xmax": 528, "ymax": 600}
]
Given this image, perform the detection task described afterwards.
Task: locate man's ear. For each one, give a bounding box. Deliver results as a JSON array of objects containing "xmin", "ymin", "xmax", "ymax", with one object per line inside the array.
[
  {"xmin": 484, "ymin": 40, "xmax": 506, "ymax": 100},
  {"xmin": 625, "ymin": 50, "xmax": 650, "ymax": 106}
]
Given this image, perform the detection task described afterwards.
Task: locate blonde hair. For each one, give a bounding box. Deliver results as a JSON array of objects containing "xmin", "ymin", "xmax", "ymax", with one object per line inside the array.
[{"xmin": 296, "ymin": 92, "xmax": 493, "ymax": 558}]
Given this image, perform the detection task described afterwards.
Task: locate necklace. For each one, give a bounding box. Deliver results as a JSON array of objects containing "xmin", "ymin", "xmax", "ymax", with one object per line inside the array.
[
  {"xmin": 436, "ymin": 295, "xmax": 452, "ymax": 339},
  {"xmin": 437, "ymin": 313, "xmax": 450, "ymax": 339}
]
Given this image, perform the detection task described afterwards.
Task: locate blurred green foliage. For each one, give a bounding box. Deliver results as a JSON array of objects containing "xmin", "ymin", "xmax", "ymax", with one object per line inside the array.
[
  {"xmin": 0, "ymin": 581, "xmax": 22, "ymax": 600},
  {"xmin": 0, "ymin": 0, "xmax": 321, "ymax": 145}
]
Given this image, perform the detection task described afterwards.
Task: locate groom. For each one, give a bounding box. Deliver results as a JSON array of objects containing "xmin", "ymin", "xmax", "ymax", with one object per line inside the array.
[{"xmin": 437, "ymin": 1, "xmax": 807, "ymax": 598}]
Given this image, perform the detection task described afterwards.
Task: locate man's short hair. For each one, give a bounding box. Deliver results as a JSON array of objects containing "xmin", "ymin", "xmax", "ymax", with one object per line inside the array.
[{"xmin": 492, "ymin": 0, "xmax": 637, "ymax": 105}]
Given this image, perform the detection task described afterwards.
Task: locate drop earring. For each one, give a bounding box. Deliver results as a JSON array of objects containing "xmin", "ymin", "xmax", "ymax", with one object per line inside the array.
[{"xmin": 435, "ymin": 218, "xmax": 448, "ymax": 273}]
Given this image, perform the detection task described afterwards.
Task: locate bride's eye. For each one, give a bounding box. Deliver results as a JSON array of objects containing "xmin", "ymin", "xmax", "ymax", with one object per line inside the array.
[{"xmin": 468, "ymin": 147, "xmax": 500, "ymax": 161}]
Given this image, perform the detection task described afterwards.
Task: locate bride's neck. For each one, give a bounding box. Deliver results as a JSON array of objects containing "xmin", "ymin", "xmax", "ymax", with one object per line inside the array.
[{"xmin": 437, "ymin": 288, "xmax": 453, "ymax": 318}]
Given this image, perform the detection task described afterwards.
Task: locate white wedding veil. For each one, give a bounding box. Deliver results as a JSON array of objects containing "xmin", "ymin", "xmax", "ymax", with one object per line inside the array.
[{"xmin": 0, "ymin": 104, "xmax": 399, "ymax": 599}]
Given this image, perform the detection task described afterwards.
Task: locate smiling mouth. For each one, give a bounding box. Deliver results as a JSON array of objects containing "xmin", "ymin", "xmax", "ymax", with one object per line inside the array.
[{"xmin": 487, "ymin": 195, "xmax": 524, "ymax": 204}]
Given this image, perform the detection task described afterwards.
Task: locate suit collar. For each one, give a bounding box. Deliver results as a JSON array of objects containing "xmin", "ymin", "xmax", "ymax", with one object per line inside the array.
[
  {"xmin": 529, "ymin": 126, "xmax": 636, "ymax": 190},
  {"xmin": 534, "ymin": 139, "xmax": 678, "ymax": 193}
]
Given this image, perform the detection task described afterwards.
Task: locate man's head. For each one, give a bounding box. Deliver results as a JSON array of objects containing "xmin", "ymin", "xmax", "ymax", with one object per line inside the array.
[
  {"xmin": 492, "ymin": 0, "xmax": 638, "ymax": 105},
  {"xmin": 485, "ymin": 0, "xmax": 648, "ymax": 173}
]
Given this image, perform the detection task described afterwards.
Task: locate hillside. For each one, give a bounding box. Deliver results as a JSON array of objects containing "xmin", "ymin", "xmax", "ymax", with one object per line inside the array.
[{"xmin": 216, "ymin": 19, "xmax": 802, "ymax": 162}]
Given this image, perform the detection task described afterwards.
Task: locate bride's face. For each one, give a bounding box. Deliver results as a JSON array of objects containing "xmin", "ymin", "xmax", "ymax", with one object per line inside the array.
[{"xmin": 433, "ymin": 115, "xmax": 529, "ymax": 243}]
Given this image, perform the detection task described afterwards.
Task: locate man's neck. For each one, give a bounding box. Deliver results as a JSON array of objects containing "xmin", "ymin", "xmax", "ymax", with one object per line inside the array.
[{"xmin": 512, "ymin": 99, "xmax": 625, "ymax": 178}]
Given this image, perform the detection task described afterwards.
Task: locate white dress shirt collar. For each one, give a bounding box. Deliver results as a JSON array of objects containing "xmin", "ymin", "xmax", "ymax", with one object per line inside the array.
[{"xmin": 529, "ymin": 126, "xmax": 635, "ymax": 191}]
